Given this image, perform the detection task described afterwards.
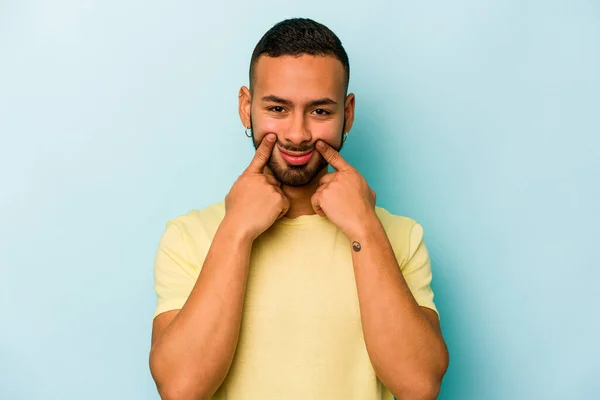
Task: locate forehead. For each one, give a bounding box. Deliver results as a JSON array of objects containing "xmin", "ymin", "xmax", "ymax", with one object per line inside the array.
[{"xmin": 253, "ymin": 54, "xmax": 346, "ymax": 101}]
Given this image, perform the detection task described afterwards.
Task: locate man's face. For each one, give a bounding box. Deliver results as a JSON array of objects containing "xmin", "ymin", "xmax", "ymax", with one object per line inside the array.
[{"xmin": 246, "ymin": 55, "xmax": 353, "ymax": 187}]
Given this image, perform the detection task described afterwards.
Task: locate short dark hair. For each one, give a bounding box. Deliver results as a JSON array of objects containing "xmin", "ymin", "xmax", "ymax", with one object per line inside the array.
[{"xmin": 249, "ymin": 18, "xmax": 350, "ymax": 92}]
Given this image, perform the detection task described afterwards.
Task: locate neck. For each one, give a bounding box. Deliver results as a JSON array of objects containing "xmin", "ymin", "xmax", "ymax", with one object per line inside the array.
[{"xmin": 281, "ymin": 168, "xmax": 329, "ymax": 219}]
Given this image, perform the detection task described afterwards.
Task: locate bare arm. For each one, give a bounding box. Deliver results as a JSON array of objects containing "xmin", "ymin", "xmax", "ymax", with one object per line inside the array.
[
  {"xmin": 150, "ymin": 218, "xmax": 253, "ymax": 400},
  {"xmin": 350, "ymin": 217, "xmax": 449, "ymax": 400},
  {"xmin": 149, "ymin": 134, "xmax": 288, "ymax": 400},
  {"xmin": 312, "ymin": 141, "xmax": 448, "ymax": 399}
]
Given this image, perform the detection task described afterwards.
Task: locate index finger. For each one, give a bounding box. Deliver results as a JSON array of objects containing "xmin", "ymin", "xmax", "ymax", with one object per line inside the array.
[
  {"xmin": 246, "ymin": 133, "xmax": 276, "ymax": 174},
  {"xmin": 315, "ymin": 140, "xmax": 351, "ymax": 171}
]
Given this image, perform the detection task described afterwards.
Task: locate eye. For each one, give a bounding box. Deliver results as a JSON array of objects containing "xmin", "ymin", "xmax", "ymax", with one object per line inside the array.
[
  {"xmin": 268, "ymin": 106, "xmax": 285, "ymax": 113},
  {"xmin": 313, "ymin": 109, "xmax": 331, "ymax": 116}
]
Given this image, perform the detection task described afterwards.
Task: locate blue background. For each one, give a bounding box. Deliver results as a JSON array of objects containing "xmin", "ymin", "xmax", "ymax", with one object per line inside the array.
[{"xmin": 1, "ymin": 1, "xmax": 599, "ymax": 398}]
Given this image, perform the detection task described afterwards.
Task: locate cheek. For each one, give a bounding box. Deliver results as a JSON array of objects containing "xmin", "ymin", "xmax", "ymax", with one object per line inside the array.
[
  {"xmin": 252, "ymin": 116, "xmax": 284, "ymax": 141},
  {"xmin": 260, "ymin": 118, "xmax": 282, "ymax": 133},
  {"xmin": 311, "ymin": 121, "xmax": 343, "ymax": 145},
  {"xmin": 252, "ymin": 111, "xmax": 343, "ymax": 145}
]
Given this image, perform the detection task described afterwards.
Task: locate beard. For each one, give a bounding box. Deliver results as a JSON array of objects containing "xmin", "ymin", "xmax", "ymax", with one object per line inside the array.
[{"xmin": 251, "ymin": 120, "xmax": 346, "ymax": 187}]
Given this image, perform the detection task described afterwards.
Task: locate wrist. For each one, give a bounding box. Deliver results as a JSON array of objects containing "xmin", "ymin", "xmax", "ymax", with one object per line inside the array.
[
  {"xmin": 219, "ymin": 215, "xmax": 256, "ymax": 245},
  {"xmin": 344, "ymin": 209, "xmax": 381, "ymax": 240}
]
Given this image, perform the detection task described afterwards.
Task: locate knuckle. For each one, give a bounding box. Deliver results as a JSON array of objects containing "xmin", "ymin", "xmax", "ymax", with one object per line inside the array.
[{"xmin": 256, "ymin": 152, "xmax": 267, "ymax": 163}]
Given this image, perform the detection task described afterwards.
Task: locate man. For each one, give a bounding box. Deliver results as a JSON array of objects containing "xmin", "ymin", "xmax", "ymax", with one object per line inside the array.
[{"xmin": 149, "ymin": 18, "xmax": 448, "ymax": 400}]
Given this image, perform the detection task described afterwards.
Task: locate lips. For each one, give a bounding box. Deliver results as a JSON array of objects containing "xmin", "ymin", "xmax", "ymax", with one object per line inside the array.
[{"xmin": 279, "ymin": 148, "xmax": 314, "ymax": 166}]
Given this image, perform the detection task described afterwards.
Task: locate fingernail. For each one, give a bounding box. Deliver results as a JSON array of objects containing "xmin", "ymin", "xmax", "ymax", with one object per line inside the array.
[
  {"xmin": 316, "ymin": 140, "xmax": 324, "ymax": 149},
  {"xmin": 267, "ymin": 134, "xmax": 276, "ymax": 142}
]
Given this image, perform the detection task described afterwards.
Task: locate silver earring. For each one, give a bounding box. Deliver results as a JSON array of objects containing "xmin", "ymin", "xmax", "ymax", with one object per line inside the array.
[
  {"xmin": 342, "ymin": 132, "xmax": 348, "ymax": 142},
  {"xmin": 245, "ymin": 126, "xmax": 252, "ymax": 138}
]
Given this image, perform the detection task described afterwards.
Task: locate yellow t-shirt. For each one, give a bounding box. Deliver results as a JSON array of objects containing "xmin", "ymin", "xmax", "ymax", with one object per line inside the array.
[{"xmin": 154, "ymin": 202, "xmax": 438, "ymax": 400}]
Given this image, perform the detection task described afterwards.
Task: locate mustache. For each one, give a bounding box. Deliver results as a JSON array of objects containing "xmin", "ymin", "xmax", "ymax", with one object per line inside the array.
[{"xmin": 275, "ymin": 141, "xmax": 315, "ymax": 153}]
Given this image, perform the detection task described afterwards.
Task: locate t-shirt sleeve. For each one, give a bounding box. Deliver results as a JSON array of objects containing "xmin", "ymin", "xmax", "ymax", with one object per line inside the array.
[
  {"xmin": 399, "ymin": 222, "xmax": 438, "ymax": 316},
  {"xmin": 153, "ymin": 219, "xmax": 204, "ymax": 318}
]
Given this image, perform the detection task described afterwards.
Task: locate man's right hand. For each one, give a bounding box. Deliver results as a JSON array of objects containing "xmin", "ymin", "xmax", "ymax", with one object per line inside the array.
[{"xmin": 224, "ymin": 133, "xmax": 290, "ymax": 240}]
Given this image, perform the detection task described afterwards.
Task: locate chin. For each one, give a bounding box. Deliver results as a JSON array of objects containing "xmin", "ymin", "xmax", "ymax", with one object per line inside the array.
[{"xmin": 268, "ymin": 157, "xmax": 327, "ymax": 187}]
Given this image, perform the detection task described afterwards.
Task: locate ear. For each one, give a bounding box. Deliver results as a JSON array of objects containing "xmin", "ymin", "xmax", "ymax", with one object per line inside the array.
[
  {"xmin": 238, "ymin": 86, "xmax": 252, "ymax": 128},
  {"xmin": 344, "ymin": 93, "xmax": 356, "ymax": 132}
]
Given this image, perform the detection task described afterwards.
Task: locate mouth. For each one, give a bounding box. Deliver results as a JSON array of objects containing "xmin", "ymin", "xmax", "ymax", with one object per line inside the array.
[{"xmin": 278, "ymin": 148, "xmax": 314, "ymax": 166}]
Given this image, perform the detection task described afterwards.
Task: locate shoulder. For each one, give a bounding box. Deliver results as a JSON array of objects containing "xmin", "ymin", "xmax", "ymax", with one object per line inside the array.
[
  {"xmin": 159, "ymin": 202, "xmax": 225, "ymax": 253},
  {"xmin": 165, "ymin": 201, "xmax": 226, "ymax": 234},
  {"xmin": 375, "ymin": 206, "xmax": 419, "ymax": 232},
  {"xmin": 374, "ymin": 206, "xmax": 426, "ymax": 266}
]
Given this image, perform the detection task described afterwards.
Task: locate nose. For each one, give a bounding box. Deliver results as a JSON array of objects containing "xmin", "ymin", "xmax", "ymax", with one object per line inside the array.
[{"xmin": 281, "ymin": 113, "xmax": 311, "ymax": 148}]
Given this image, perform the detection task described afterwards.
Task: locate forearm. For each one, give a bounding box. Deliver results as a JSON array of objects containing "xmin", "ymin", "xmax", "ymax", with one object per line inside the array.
[
  {"xmin": 150, "ymin": 217, "xmax": 253, "ymax": 399},
  {"xmin": 350, "ymin": 216, "xmax": 448, "ymax": 399}
]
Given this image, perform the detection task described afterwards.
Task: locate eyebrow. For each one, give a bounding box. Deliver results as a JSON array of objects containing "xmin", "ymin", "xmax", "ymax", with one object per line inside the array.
[{"xmin": 261, "ymin": 95, "xmax": 338, "ymax": 107}]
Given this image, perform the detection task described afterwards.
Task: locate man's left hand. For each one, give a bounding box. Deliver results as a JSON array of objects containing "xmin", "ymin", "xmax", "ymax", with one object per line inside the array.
[{"xmin": 312, "ymin": 140, "xmax": 377, "ymax": 238}]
